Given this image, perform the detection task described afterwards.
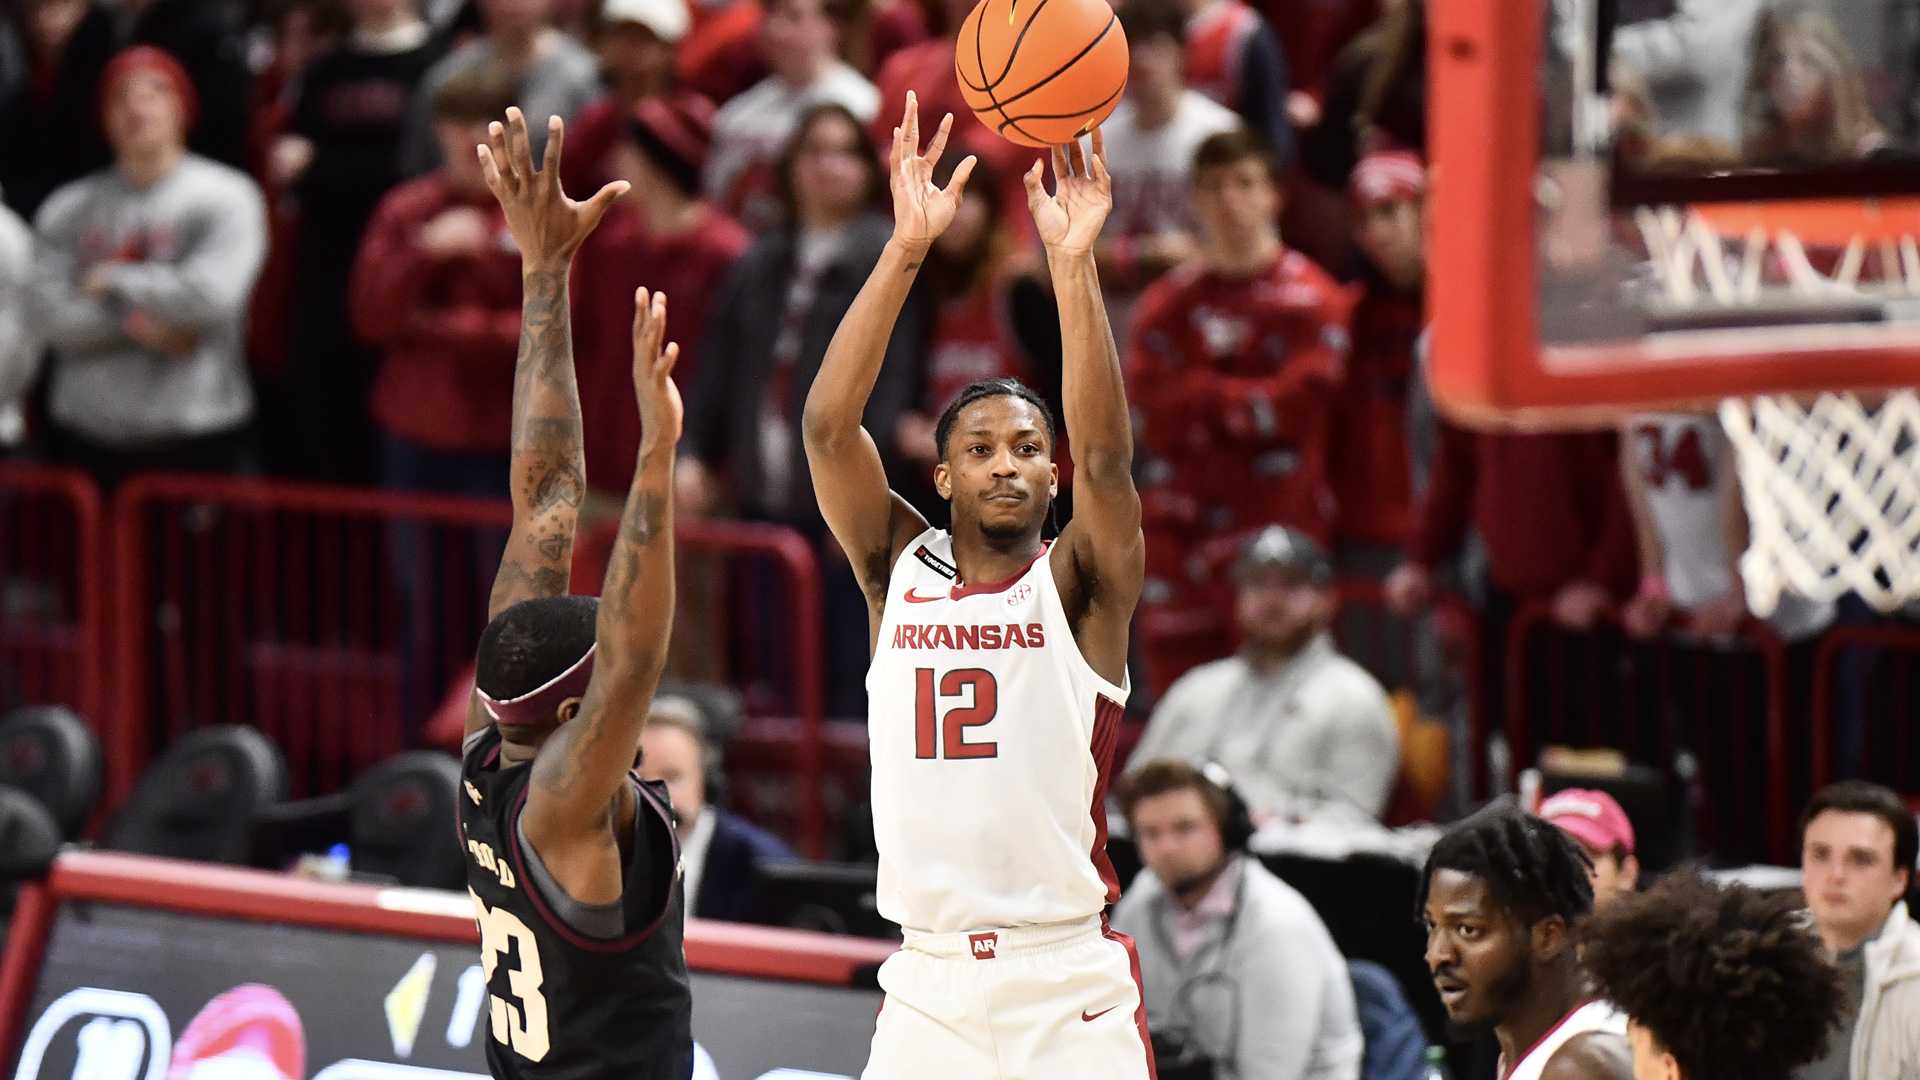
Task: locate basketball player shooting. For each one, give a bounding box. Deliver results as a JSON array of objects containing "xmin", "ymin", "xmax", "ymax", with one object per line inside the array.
[
  {"xmin": 803, "ymin": 92, "xmax": 1152, "ymax": 1080},
  {"xmin": 456, "ymin": 107, "xmax": 694, "ymax": 1080}
]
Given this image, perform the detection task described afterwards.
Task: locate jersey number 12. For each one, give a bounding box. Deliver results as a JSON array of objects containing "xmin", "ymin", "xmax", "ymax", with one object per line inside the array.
[
  {"xmin": 915, "ymin": 668, "xmax": 999, "ymax": 759},
  {"xmin": 470, "ymin": 890, "xmax": 551, "ymax": 1062}
]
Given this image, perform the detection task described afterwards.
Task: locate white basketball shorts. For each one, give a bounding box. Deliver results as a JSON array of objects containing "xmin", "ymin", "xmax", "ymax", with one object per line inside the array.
[{"xmin": 861, "ymin": 914, "xmax": 1156, "ymax": 1080}]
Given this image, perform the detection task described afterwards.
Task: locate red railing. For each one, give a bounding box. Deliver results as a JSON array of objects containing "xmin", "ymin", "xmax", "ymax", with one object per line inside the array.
[
  {"xmin": 1810, "ymin": 623, "xmax": 1920, "ymax": 793},
  {"xmin": 108, "ymin": 475, "xmax": 832, "ymax": 855},
  {"xmin": 64, "ymin": 464, "xmax": 1917, "ymax": 864},
  {"xmin": 111, "ymin": 474, "xmax": 515, "ymax": 804},
  {"xmin": 0, "ymin": 464, "xmax": 105, "ymax": 726},
  {"xmin": 1504, "ymin": 604, "xmax": 1793, "ymax": 862}
]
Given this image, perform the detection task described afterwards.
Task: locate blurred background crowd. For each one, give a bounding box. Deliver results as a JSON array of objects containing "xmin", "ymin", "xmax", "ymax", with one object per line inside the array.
[{"xmin": 0, "ymin": 2, "xmax": 1912, "ymax": 1076}]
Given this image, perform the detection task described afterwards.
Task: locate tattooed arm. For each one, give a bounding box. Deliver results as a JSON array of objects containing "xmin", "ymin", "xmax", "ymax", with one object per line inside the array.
[
  {"xmin": 466, "ymin": 107, "xmax": 629, "ymax": 739},
  {"xmin": 522, "ymin": 289, "xmax": 681, "ymax": 900}
]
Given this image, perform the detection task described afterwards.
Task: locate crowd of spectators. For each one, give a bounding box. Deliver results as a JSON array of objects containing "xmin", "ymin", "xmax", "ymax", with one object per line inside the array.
[
  {"xmin": 2, "ymin": 5, "xmax": 1918, "ymax": 1078},
  {"xmin": 0, "ymin": 0, "xmax": 1917, "ymax": 857}
]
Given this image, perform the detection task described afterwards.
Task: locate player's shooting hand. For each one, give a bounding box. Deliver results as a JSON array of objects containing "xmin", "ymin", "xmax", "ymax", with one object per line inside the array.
[
  {"xmin": 1024, "ymin": 126, "xmax": 1111, "ymax": 258},
  {"xmin": 890, "ymin": 92, "xmax": 978, "ymax": 249},
  {"xmin": 477, "ymin": 108, "xmax": 629, "ymax": 270},
  {"xmin": 631, "ymin": 287, "xmax": 683, "ymax": 452}
]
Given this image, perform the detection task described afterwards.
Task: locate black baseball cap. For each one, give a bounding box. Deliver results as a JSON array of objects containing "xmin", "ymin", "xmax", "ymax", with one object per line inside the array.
[{"xmin": 1231, "ymin": 525, "xmax": 1332, "ymax": 587}]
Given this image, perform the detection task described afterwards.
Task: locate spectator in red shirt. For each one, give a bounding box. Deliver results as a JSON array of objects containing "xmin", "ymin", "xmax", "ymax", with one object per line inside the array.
[
  {"xmin": 559, "ymin": 0, "xmax": 694, "ymax": 196},
  {"xmin": 1128, "ymin": 129, "xmax": 1349, "ymax": 690},
  {"xmin": 1330, "ymin": 148, "xmax": 1423, "ymax": 569},
  {"xmin": 573, "ymin": 95, "xmax": 750, "ymax": 502},
  {"xmin": 1384, "ymin": 428, "xmax": 1636, "ymax": 630},
  {"xmin": 1130, "ymin": 127, "xmax": 1349, "ymax": 557},
  {"xmin": 350, "ymin": 64, "xmax": 525, "ymax": 497}
]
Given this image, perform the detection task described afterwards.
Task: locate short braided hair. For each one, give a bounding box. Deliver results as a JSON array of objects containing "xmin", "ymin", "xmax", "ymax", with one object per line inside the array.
[
  {"xmin": 933, "ymin": 378, "xmax": 1057, "ymax": 463},
  {"xmin": 1417, "ymin": 801, "xmax": 1596, "ymax": 928}
]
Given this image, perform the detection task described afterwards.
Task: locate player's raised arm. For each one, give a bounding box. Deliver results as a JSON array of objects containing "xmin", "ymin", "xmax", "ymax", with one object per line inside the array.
[
  {"xmin": 466, "ymin": 108, "xmax": 629, "ymax": 739},
  {"xmin": 524, "ymin": 289, "xmax": 680, "ymax": 844},
  {"xmin": 802, "ymin": 92, "xmax": 975, "ymax": 610},
  {"xmin": 1028, "ymin": 132, "xmax": 1144, "ymax": 665}
]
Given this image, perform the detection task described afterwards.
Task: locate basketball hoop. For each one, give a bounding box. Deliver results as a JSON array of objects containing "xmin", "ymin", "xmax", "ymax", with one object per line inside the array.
[{"xmin": 1634, "ymin": 201, "xmax": 1920, "ymax": 615}]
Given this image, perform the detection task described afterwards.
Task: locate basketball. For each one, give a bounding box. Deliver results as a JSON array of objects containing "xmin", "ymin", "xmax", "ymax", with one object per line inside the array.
[{"xmin": 954, "ymin": 0, "xmax": 1129, "ymax": 148}]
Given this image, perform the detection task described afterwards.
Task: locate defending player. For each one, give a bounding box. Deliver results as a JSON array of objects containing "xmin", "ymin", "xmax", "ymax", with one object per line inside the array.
[
  {"xmin": 457, "ymin": 107, "xmax": 692, "ymax": 1080},
  {"xmin": 802, "ymin": 93, "xmax": 1152, "ymax": 1079},
  {"xmin": 1420, "ymin": 804, "xmax": 1633, "ymax": 1080},
  {"xmin": 1582, "ymin": 870, "xmax": 1845, "ymax": 1080}
]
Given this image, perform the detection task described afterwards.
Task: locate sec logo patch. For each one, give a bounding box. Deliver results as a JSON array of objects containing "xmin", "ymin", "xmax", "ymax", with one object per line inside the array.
[{"xmin": 1007, "ymin": 583, "xmax": 1032, "ymax": 606}]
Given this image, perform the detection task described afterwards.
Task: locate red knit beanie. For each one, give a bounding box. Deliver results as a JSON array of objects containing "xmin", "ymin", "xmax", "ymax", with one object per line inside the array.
[{"xmin": 99, "ymin": 46, "xmax": 200, "ymax": 134}]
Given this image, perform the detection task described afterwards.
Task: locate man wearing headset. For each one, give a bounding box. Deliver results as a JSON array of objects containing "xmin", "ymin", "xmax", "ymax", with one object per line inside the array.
[{"xmin": 1113, "ymin": 758, "xmax": 1364, "ymax": 1080}]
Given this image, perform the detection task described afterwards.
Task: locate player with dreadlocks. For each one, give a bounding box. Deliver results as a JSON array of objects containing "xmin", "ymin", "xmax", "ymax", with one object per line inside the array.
[
  {"xmin": 1419, "ymin": 803, "xmax": 1632, "ymax": 1080},
  {"xmin": 1582, "ymin": 869, "xmax": 1845, "ymax": 1080}
]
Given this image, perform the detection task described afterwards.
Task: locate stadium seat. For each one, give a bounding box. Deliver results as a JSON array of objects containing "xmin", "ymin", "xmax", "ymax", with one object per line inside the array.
[
  {"xmin": 347, "ymin": 751, "xmax": 464, "ymax": 889},
  {"xmin": 0, "ymin": 786, "xmax": 62, "ymax": 918},
  {"xmin": 0, "ymin": 705, "xmax": 102, "ymax": 839},
  {"xmin": 104, "ymin": 726, "xmax": 288, "ymax": 865}
]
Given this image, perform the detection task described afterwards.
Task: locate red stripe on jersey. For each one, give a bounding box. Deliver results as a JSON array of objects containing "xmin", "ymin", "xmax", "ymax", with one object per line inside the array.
[
  {"xmin": 1102, "ymin": 915, "xmax": 1160, "ymax": 1080},
  {"xmin": 1088, "ymin": 694, "xmax": 1125, "ymax": 904}
]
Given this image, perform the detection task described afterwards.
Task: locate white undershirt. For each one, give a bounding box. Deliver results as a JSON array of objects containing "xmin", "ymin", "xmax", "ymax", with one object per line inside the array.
[{"xmin": 680, "ymin": 805, "xmax": 717, "ymax": 915}]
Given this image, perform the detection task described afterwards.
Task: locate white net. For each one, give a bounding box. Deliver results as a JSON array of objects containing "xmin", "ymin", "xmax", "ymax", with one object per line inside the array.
[
  {"xmin": 1635, "ymin": 205, "xmax": 1920, "ymax": 616},
  {"xmin": 1721, "ymin": 393, "xmax": 1920, "ymax": 615}
]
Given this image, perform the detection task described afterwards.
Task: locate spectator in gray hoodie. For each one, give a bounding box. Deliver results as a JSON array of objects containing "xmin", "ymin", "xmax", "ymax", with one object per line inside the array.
[{"xmin": 31, "ymin": 46, "xmax": 266, "ymax": 485}]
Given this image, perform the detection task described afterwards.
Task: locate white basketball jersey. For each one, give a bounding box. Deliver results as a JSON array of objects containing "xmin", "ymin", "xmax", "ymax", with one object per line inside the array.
[
  {"xmin": 1626, "ymin": 413, "xmax": 1833, "ymax": 639},
  {"xmin": 867, "ymin": 528, "xmax": 1131, "ymax": 935},
  {"xmin": 1499, "ymin": 1000, "xmax": 1626, "ymax": 1080}
]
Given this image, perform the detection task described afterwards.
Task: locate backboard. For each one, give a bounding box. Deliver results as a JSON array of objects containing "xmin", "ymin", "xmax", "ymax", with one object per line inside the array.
[{"xmin": 1427, "ymin": 0, "xmax": 1920, "ymax": 429}]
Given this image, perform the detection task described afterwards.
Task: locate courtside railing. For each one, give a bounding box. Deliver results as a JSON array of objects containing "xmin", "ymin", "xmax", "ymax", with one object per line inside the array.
[
  {"xmin": 1811, "ymin": 623, "xmax": 1920, "ymax": 795},
  {"xmin": 108, "ymin": 475, "xmax": 833, "ymax": 855},
  {"xmin": 0, "ymin": 464, "xmax": 105, "ymax": 726},
  {"xmin": 1505, "ymin": 604, "xmax": 1793, "ymax": 862}
]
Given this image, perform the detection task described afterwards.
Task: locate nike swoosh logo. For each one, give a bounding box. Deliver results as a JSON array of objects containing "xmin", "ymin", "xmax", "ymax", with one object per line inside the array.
[
  {"xmin": 902, "ymin": 589, "xmax": 947, "ymax": 604},
  {"xmin": 1081, "ymin": 1006, "xmax": 1118, "ymax": 1023}
]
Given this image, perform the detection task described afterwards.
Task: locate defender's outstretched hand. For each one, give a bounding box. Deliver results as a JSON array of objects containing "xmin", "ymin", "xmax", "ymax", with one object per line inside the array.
[
  {"xmin": 890, "ymin": 92, "xmax": 978, "ymax": 247},
  {"xmin": 1024, "ymin": 127, "xmax": 1112, "ymax": 257},
  {"xmin": 632, "ymin": 287, "xmax": 683, "ymax": 449},
  {"xmin": 478, "ymin": 107, "xmax": 629, "ymax": 268}
]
